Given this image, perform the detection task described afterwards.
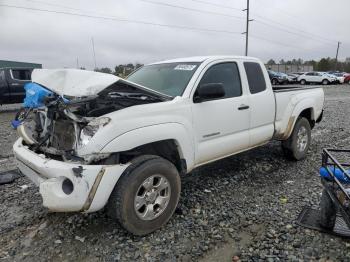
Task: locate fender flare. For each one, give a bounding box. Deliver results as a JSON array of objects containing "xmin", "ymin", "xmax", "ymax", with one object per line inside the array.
[
  {"xmin": 283, "ymin": 99, "xmax": 315, "ymax": 139},
  {"xmin": 100, "ymin": 122, "xmax": 195, "ymax": 170}
]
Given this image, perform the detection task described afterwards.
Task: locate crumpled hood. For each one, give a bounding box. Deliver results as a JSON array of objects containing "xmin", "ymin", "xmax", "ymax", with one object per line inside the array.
[
  {"xmin": 32, "ymin": 69, "xmax": 119, "ymax": 97},
  {"xmin": 31, "ymin": 69, "xmax": 170, "ymax": 99}
]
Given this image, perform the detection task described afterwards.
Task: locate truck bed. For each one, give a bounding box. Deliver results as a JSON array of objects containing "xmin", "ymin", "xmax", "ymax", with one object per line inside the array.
[
  {"xmin": 273, "ymin": 85, "xmax": 324, "ymax": 140},
  {"xmin": 272, "ymin": 85, "xmax": 322, "ymax": 92}
]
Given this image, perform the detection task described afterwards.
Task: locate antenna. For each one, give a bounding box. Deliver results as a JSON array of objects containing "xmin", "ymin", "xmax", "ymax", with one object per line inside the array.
[{"xmin": 91, "ymin": 37, "xmax": 97, "ymax": 70}]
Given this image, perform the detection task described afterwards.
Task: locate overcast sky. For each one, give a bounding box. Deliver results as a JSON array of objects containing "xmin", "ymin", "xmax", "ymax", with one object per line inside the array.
[{"xmin": 0, "ymin": 0, "xmax": 349, "ymax": 69}]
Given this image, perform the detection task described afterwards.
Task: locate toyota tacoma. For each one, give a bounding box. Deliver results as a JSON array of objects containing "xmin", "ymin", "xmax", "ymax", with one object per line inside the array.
[{"xmin": 13, "ymin": 56, "xmax": 324, "ymax": 235}]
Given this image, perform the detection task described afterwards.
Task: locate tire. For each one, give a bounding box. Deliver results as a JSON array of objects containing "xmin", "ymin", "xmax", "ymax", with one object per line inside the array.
[
  {"xmin": 322, "ymin": 79, "xmax": 329, "ymax": 85},
  {"xmin": 319, "ymin": 189, "xmax": 337, "ymax": 230},
  {"xmin": 271, "ymin": 78, "xmax": 278, "ymax": 85},
  {"xmin": 300, "ymin": 79, "xmax": 306, "ymax": 85},
  {"xmin": 282, "ymin": 117, "xmax": 311, "ymax": 160},
  {"xmin": 107, "ymin": 155, "xmax": 181, "ymax": 236}
]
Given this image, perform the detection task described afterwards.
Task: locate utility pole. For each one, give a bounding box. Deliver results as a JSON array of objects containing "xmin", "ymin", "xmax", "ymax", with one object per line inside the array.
[
  {"xmin": 76, "ymin": 57, "xmax": 79, "ymax": 69},
  {"xmin": 242, "ymin": 0, "xmax": 253, "ymax": 56},
  {"xmin": 91, "ymin": 37, "xmax": 97, "ymax": 70},
  {"xmin": 335, "ymin": 41, "xmax": 341, "ymax": 71}
]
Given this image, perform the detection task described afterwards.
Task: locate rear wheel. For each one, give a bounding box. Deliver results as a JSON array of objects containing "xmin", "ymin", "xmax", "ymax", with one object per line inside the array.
[
  {"xmin": 107, "ymin": 155, "xmax": 181, "ymax": 236},
  {"xmin": 282, "ymin": 117, "xmax": 311, "ymax": 160},
  {"xmin": 322, "ymin": 79, "xmax": 329, "ymax": 85},
  {"xmin": 300, "ymin": 79, "xmax": 306, "ymax": 85},
  {"xmin": 319, "ymin": 189, "xmax": 337, "ymax": 230}
]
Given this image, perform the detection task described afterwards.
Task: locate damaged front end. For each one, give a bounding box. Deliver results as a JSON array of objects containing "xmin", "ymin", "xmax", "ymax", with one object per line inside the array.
[
  {"xmin": 13, "ymin": 69, "xmax": 169, "ymax": 165},
  {"xmin": 12, "ymin": 69, "xmax": 171, "ymax": 213}
]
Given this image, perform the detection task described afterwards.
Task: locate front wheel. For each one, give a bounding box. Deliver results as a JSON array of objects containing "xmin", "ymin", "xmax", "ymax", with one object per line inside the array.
[
  {"xmin": 272, "ymin": 78, "xmax": 278, "ymax": 85},
  {"xmin": 282, "ymin": 117, "xmax": 311, "ymax": 160},
  {"xmin": 322, "ymin": 79, "xmax": 329, "ymax": 85},
  {"xmin": 107, "ymin": 155, "xmax": 181, "ymax": 236}
]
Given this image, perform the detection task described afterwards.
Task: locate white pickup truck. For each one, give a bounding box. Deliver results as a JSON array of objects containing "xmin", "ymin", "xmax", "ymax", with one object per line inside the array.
[{"xmin": 13, "ymin": 56, "xmax": 324, "ymax": 235}]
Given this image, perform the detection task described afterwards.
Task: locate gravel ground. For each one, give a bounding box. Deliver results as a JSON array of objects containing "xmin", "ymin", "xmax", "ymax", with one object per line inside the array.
[{"xmin": 1, "ymin": 85, "xmax": 350, "ymax": 261}]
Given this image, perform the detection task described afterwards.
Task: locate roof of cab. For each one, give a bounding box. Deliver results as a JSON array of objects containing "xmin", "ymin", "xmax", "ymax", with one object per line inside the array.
[{"xmin": 149, "ymin": 55, "xmax": 260, "ymax": 65}]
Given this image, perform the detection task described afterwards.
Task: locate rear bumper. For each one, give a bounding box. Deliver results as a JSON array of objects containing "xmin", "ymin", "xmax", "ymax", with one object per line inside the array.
[{"xmin": 13, "ymin": 138, "xmax": 129, "ymax": 212}]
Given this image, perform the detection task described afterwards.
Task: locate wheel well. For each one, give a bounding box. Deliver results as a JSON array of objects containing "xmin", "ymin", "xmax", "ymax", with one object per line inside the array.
[
  {"xmin": 102, "ymin": 140, "xmax": 187, "ymax": 175},
  {"xmin": 299, "ymin": 108, "xmax": 315, "ymax": 128}
]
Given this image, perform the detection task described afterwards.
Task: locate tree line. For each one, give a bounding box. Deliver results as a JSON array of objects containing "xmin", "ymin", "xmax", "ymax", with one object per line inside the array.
[
  {"xmin": 94, "ymin": 63, "xmax": 144, "ymax": 77},
  {"xmin": 92, "ymin": 57, "xmax": 350, "ymax": 76},
  {"xmin": 266, "ymin": 57, "xmax": 350, "ymax": 72}
]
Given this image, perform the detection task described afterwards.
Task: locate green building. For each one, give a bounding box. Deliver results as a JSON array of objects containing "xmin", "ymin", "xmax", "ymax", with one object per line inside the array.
[{"xmin": 0, "ymin": 60, "xmax": 42, "ymax": 69}]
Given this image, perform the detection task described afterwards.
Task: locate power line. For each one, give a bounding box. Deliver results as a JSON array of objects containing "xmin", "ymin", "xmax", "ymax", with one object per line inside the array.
[
  {"xmin": 190, "ymin": 0, "xmax": 242, "ymax": 11},
  {"xmin": 254, "ymin": 19, "xmax": 336, "ymax": 47},
  {"xmin": 21, "ymin": 0, "xmax": 341, "ymax": 47},
  {"xmin": 253, "ymin": 16, "xmax": 336, "ymax": 45},
  {"xmin": 0, "ymin": 3, "xmax": 242, "ymax": 35},
  {"xmin": 250, "ymin": 34, "xmax": 311, "ymax": 52},
  {"xmin": 24, "ymin": 0, "xmax": 82, "ymax": 11},
  {"xmin": 138, "ymin": 0, "xmax": 339, "ymax": 46},
  {"xmin": 183, "ymin": 0, "xmax": 338, "ymax": 45},
  {"xmin": 2, "ymin": 2, "xmax": 340, "ymax": 57},
  {"xmin": 137, "ymin": 0, "xmax": 245, "ymax": 21}
]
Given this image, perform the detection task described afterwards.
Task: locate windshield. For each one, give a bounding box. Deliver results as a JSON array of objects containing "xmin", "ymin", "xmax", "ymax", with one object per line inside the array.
[{"xmin": 127, "ymin": 62, "xmax": 200, "ymax": 97}]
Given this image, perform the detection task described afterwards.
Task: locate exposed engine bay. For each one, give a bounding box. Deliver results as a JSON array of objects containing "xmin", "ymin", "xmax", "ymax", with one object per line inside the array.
[{"xmin": 14, "ymin": 77, "xmax": 169, "ymax": 164}]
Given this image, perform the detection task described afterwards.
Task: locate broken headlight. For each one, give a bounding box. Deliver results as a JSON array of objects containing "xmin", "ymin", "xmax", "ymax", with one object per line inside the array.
[{"xmin": 79, "ymin": 117, "xmax": 111, "ymax": 147}]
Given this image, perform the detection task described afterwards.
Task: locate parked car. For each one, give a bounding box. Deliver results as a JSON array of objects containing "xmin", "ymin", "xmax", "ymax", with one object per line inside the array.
[
  {"xmin": 287, "ymin": 73, "xmax": 299, "ymax": 83},
  {"xmin": 332, "ymin": 72, "xmax": 345, "ymax": 84},
  {"xmin": 13, "ymin": 56, "xmax": 324, "ymax": 235},
  {"xmin": 320, "ymin": 72, "xmax": 338, "ymax": 84},
  {"xmin": 298, "ymin": 71, "xmax": 335, "ymax": 85},
  {"xmin": 344, "ymin": 73, "xmax": 350, "ymax": 84},
  {"xmin": 0, "ymin": 68, "xmax": 33, "ymax": 104},
  {"xmin": 268, "ymin": 70, "xmax": 288, "ymax": 85}
]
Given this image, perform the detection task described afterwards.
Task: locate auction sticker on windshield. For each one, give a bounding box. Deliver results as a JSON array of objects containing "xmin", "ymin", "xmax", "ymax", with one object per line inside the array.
[{"xmin": 174, "ymin": 65, "xmax": 197, "ymax": 71}]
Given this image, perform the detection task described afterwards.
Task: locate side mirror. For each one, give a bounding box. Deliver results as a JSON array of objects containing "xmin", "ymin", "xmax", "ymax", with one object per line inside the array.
[{"xmin": 194, "ymin": 83, "xmax": 225, "ymax": 103}]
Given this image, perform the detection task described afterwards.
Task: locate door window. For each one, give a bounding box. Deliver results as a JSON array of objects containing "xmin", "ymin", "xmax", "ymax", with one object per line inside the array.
[
  {"xmin": 0, "ymin": 70, "xmax": 4, "ymax": 81},
  {"xmin": 11, "ymin": 69, "xmax": 32, "ymax": 81},
  {"xmin": 196, "ymin": 62, "xmax": 242, "ymax": 100},
  {"xmin": 244, "ymin": 62, "xmax": 267, "ymax": 94}
]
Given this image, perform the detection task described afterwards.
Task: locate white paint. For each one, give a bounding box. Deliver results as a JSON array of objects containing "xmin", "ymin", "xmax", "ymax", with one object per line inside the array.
[
  {"xmin": 15, "ymin": 55, "xmax": 325, "ymax": 213},
  {"xmin": 297, "ymin": 72, "xmax": 336, "ymax": 84},
  {"xmin": 31, "ymin": 68, "xmax": 168, "ymax": 98}
]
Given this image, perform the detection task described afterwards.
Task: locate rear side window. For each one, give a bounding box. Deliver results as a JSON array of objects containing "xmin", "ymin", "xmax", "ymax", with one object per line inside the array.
[
  {"xmin": 11, "ymin": 69, "xmax": 31, "ymax": 80},
  {"xmin": 199, "ymin": 62, "xmax": 242, "ymax": 99},
  {"xmin": 244, "ymin": 62, "xmax": 266, "ymax": 94}
]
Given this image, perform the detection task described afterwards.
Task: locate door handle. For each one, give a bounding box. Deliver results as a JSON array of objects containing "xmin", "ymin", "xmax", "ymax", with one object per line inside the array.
[{"xmin": 238, "ymin": 105, "xmax": 250, "ymax": 110}]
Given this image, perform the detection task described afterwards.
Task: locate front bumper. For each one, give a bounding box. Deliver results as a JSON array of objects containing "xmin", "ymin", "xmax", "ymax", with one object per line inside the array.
[{"xmin": 13, "ymin": 138, "xmax": 129, "ymax": 213}]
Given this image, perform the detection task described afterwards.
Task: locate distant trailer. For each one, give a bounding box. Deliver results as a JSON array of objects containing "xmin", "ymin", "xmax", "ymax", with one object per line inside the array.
[{"xmin": 0, "ymin": 60, "xmax": 42, "ymax": 69}]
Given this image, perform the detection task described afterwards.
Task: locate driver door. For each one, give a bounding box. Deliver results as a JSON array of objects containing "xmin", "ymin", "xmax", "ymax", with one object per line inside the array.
[{"xmin": 191, "ymin": 62, "xmax": 250, "ymax": 166}]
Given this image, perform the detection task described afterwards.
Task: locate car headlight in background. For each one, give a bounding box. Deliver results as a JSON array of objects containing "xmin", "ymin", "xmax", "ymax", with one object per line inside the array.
[{"xmin": 79, "ymin": 117, "xmax": 111, "ymax": 147}]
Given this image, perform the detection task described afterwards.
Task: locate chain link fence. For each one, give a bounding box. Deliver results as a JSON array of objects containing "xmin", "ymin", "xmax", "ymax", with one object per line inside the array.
[{"xmin": 265, "ymin": 64, "xmax": 314, "ymax": 73}]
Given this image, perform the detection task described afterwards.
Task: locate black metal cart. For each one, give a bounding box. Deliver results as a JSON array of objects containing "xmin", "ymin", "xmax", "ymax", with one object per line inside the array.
[
  {"xmin": 297, "ymin": 148, "xmax": 350, "ymax": 237},
  {"xmin": 319, "ymin": 148, "xmax": 350, "ymax": 231}
]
